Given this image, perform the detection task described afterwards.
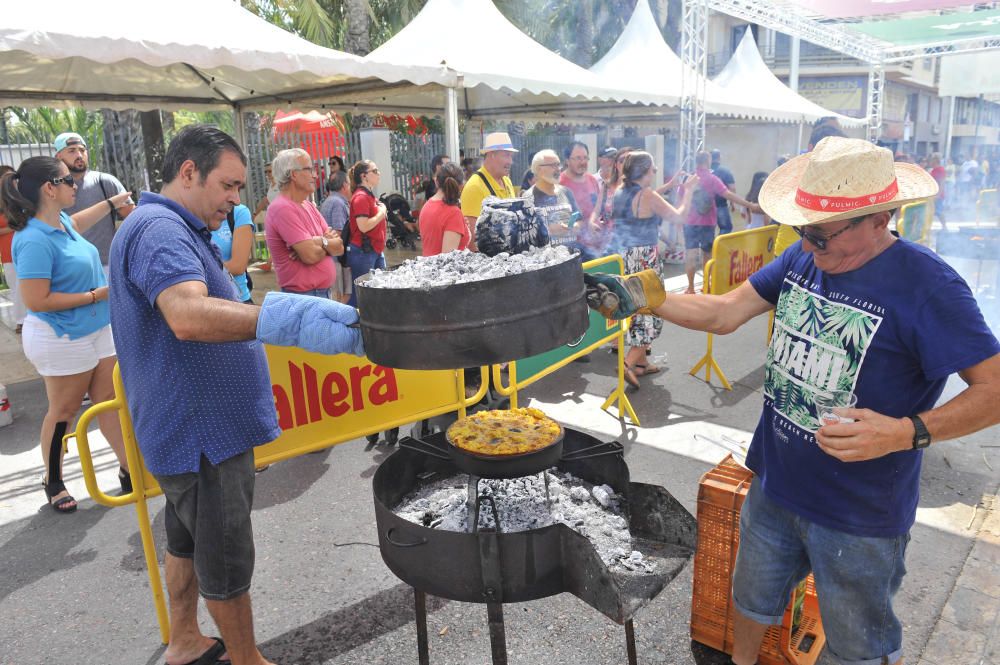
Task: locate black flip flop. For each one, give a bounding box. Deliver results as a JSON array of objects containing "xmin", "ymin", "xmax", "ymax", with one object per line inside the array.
[{"xmin": 170, "ymin": 637, "xmax": 228, "ymax": 665}]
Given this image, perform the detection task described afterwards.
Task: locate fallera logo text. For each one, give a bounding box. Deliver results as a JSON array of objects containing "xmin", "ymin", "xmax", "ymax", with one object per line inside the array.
[{"xmin": 273, "ymin": 360, "xmax": 400, "ymax": 430}]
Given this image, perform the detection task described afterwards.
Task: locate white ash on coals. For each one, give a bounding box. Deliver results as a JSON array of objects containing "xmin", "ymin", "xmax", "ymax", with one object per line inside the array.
[
  {"xmin": 393, "ymin": 470, "xmax": 655, "ymax": 572},
  {"xmin": 364, "ymin": 245, "xmax": 576, "ymax": 289}
]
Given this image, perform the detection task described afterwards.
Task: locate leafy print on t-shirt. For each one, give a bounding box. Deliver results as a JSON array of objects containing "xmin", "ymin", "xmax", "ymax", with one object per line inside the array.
[{"xmin": 765, "ymin": 279, "xmax": 882, "ymax": 432}]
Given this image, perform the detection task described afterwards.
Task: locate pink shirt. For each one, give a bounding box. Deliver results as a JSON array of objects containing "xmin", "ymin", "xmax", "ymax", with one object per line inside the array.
[
  {"xmin": 558, "ymin": 171, "xmax": 601, "ymax": 222},
  {"xmin": 265, "ymin": 194, "xmax": 336, "ymax": 292},
  {"xmin": 685, "ymin": 166, "xmax": 729, "ymax": 227}
]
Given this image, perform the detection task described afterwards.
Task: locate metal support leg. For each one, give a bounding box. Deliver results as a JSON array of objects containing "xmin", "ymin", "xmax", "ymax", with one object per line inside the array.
[
  {"xmin": 485, "ymin": 601, "xmax": 508, "ymax": 665},
  {"xmin": 625, "ymin": 619, "xmax": 637, "ymax": 665},
  {"xmin": 415, "ymin": 588, "xmax": 430, "ymax": 665}
]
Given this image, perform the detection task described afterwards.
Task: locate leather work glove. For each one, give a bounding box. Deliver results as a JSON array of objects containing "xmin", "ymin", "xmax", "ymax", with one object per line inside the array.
[
  {"xmin": 583, "ymin": 270, "xmax": 666, "ymax": 320},
  {"xmin": 257, "ymin": 292, "xmax": 365, "ymax": 357}
]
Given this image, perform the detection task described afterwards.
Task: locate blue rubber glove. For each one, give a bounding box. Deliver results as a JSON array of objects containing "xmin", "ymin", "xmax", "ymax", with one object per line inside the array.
[{"xmin": 256, "ymin": 291, "xmax": 365, "ymax": 357}]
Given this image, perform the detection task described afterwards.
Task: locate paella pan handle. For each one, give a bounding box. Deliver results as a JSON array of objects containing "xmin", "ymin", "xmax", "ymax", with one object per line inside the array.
[
  {"xmin": 398, "ymin": 436, "xmax": 452, "ymax": 461},
  {"xmin": 385, "ymin": 528, "xmax": 429, "ymax": 548},
  {"xmin": 561, "ymin": 440, "xmax": 624, "ymax": 461}
]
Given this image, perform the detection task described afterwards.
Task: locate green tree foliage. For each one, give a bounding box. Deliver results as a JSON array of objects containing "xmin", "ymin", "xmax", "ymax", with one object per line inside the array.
[{"xmin": 2, "ymin": 107, "xmax": 105, "ymax": 166}]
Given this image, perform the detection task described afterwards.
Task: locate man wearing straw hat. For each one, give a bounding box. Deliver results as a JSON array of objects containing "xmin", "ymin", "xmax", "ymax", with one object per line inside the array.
[
  {"xmin": 460, "ymin": 132, "xmax": 518, "ymax": 250},
  {"xmin": 585, "ymin": 137, "xmax": 1000, "ymax": 665}
]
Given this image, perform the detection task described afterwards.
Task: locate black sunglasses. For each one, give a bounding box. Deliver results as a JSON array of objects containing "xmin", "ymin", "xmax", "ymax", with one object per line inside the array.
[
  {"xmin": 793, "ymin": 217, "xmax": 863, "ymax": 250},
  {"xmin": 48, "ymin": 175, "xmax": 75, "ymax": 187}
]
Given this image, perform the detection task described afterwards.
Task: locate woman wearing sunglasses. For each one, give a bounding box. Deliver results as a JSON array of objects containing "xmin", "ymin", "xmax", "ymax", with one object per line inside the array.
[
  {"xmin": 0, "ymin": 156, "xmax": 133, "ymax": 513},
  {"xmin": 344, "ymin": 160, "xmax": 388, "ymax": 307}
]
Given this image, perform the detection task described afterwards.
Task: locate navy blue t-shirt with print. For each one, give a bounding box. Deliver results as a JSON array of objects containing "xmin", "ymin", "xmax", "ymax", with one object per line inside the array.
[
  {"xmin": 109, "ymin": 192, "xmax": 281, "ymax": 476},
  {"xmin": 747, "ymin": 239, "xmax": 999, "ymax": 537}
]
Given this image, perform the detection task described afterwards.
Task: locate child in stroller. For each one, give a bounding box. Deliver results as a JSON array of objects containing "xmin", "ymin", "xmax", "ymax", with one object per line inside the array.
[{"xmin": 380, "ymin": 192, "xmax": 420, "ymax": 250}]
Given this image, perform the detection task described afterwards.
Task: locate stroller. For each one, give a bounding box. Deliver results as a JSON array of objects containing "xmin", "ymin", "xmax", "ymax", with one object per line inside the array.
[{"xmin": 380, "ymin": 192, "xmax": 420, "ymax": 250}]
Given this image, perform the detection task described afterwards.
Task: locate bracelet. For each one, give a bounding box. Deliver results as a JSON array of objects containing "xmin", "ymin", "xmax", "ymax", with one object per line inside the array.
[
  {"xmin": 89, "ymin": 289, "xmax": 97, "ymax": 305},
  {"xmin": 106, "ymin": 199, "xmax": 116, "ymax": 214}
]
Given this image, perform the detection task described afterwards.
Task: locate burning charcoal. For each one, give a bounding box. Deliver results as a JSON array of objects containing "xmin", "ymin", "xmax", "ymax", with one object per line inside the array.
[
  {"xmin": 609, "ymin": 515, "xmax": 627, "ymax": 530},
  {"xmin": 629, "ymin": 550, "xmax": 644, "ymax": 562},
  {"xmin": 591, "ymin": 484, "xmax": 614, "ymax": 507},
  {"xmin": 569, "ymin": 486, "xmax": 591, "ymax": 503}
]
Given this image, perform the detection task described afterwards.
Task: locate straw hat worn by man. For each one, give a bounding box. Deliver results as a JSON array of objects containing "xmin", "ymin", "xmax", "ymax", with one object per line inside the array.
[
  {"xmin": 585, "ymin": 137, "xmax": 1000, "ymax": 665},
  {"xmin": 460, "ymin": 132, "xmax": 518, "ymax": 250}
]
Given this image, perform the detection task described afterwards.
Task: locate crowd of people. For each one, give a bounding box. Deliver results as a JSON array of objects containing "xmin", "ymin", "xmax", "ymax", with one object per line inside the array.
[{"xmin": 4, "ymin": 117, "xmax": 1000, "ymax": 665}]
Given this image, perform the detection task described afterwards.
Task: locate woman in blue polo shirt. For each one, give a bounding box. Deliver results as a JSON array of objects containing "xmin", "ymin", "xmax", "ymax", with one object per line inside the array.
[{"xmin": 0, "ymin": 156, "xmax": 134, "ymax": 513}]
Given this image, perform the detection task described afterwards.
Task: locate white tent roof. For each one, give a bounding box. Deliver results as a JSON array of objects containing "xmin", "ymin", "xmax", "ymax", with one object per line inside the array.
[
  {"xmin": 0, "ymin": 0, "xmax": 453, "ymax": 112},
  {"xmin": 319, "ymin": 0, "xmax": 672, "ymax": 121},
  {"xmin": 713, "ymin": 30, "xmax": 865, "ymax": 127},
  {"xmin": 589, "ymin": 0, "xmax": 755, "ymax": 119}
]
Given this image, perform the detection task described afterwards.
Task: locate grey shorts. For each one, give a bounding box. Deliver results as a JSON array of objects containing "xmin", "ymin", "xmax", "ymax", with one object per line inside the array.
[
  {"xmin": 683, "ymin": 224, "xmax": 716, "ymax": 253},
  {"xmin": 155, "ymin": 450, "xmax": 256, "ymax": 601}
]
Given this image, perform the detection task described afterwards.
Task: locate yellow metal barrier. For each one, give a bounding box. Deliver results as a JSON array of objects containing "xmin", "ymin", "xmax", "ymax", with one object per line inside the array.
[
  {"xmin": 689, "ymin": 226, "xmax": 779, "ymax": 390},
  {"xmin": 976, "ymin": 188, "xmax": 998, "ymax": 227},
  {"xmin": 898, "ymin": 201, "xmax": 933, "ymax": 246},
  {"xmin": 75, "ymin": 356, "xmax": 487, "ymax": 643},
  {"xmin": 72, "ymin": 258, "xmax": 632, "ymax": 642},
  {"xmin": 489, "ymin": 254, "xmax": 636, "ymax": 424}
]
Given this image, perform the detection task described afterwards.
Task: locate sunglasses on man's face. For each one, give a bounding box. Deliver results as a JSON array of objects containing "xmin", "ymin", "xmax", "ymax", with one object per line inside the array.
[
  {"xmin": 49, "ymin": 175, "xmax": 76, "ymax": 187},
  {"xmin": 793, "ymin": 217, "xmax": 863, "ymax": 250}
]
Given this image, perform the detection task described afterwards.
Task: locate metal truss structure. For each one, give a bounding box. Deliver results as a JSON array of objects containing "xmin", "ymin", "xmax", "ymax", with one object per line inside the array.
[
  {"xmin": 865, "ymin": 65, "xmax": 885, "ymax": 144},
  {"xmin": 680, "ymin": 0, "xmax": 708, "ymax": 171},
  {"xmin": 708, "ymin": 0, "xmax": 1000, "ymax": 64},
  {"xmin": 706, "ymin": 0, "xmax": 1000, "ymax": 140}
]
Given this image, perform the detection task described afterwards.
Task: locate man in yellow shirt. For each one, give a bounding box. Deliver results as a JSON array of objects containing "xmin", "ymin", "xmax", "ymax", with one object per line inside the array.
[{"xmin": 460, "ymin": 131, "xmax": 518, "ymax": 250}]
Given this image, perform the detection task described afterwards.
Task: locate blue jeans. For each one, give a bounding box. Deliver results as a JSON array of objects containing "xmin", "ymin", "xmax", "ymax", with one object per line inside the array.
[
  {"xmin": 345, "ymin": 246, "xmax": 386, "ymax": 307},
  {"xmin": 716, "ymin": 205, "xmax": 733, "ymax": 234},
  {"xmin": 732, "ymin": 481, "xmax": 908, "ymax": 665},
  {"xmin": 281, "ymin": 287, "xmax": 330, "ymax": 298}
]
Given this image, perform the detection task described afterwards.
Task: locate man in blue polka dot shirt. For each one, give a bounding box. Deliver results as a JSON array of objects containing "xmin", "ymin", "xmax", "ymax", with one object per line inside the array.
[{"xmin": 109, "ymin": 125, "xmax": 364, "ymax": 665}]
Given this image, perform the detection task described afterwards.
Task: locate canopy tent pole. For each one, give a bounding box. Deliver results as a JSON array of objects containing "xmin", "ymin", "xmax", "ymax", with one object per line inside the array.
[
  {"xmin": 944, "ymin": 96, "xmax": 956, "ymax": 163},
  {"xmin": 445, "ymin": 86, "xmax": 460, "ymax": 162},
  {"xmin": 789, "ymin": 36, "xmax": 800, "ymax": 93},
  {"xmin": 797, "ymin": 120, "xmax": 804, "ymax": 153}
]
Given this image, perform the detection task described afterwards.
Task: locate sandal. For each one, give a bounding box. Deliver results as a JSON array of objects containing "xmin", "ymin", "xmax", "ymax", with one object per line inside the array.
[
  {"xmin": 118, "ymin": 467, "xmax": 132, "ymax": 494},
  {"xmin": 623, "ymin": 364, "xmax": 641, "ymax": 389},
  {"xmin": 42, "ymin": 477, "xmax": 77, "ymax": 514},
  {"xmin": 168, "ymin": 637, "xmax": 228, "ymax": 665},
  {"xmin": 634, "ymin": 363, "xmax": 661, "ymax": 376}
]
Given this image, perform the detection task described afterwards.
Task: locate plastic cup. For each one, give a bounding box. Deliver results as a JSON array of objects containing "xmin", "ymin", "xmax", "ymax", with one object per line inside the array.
[{"xmin": 814, "ymin": 390, "xmax": 857, "ymax": 426}]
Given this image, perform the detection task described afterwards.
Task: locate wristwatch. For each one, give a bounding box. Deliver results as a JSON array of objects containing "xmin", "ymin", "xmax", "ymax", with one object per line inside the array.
[
  {"xmin": 320, "ymin": 235, "xmax": 329, "ymax": 249},
  {"xmin": 909, "ymin": 415, "xmax": 931, "ymax": 449}
]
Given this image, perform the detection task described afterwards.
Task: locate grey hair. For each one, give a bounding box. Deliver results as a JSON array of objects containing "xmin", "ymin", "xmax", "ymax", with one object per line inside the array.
[
  {"xmin": 273, "ymin": 148, "xmax": 311, "ymax": 187},
  {"xmin": 531, "ymin": 149, "xmax": 560, "ymax": 173}
]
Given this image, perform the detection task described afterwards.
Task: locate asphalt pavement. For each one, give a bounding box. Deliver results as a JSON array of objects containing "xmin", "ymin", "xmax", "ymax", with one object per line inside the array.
[{"xmin": 0, "ymin": 227, "xmax": 997, "ymax": 665}]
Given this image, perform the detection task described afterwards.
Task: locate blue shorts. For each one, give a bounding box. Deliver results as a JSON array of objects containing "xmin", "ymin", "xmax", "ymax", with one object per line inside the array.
[
  {"xmin": 683, "ymin": 224, "xmax": 715, "ymax": 252},
  {"xmin": 732, "ymin": 481, "xmax": 909, "ymax": 665}
]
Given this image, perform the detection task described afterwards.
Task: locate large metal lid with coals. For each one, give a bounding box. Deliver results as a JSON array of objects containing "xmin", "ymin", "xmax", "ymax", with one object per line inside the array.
[{"xmin": 355, "ymin": 250, "xmax": 589, "ymax": 370}]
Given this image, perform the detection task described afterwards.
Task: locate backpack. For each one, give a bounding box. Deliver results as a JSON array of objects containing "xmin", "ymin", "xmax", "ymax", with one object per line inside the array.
[
  {"xmin": 692, "ymin": 186, "xmax": 714, "ymax": 216},
  {"xmin": 226, "ymin": 210, "xmax": 254, "ymax": 292},
  {"xmin": 475, "ymin": 196, "xmax": 549, "ymax": 257}
]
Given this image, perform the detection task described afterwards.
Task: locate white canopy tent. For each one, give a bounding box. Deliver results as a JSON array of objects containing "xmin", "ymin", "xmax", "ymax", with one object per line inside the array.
[
  {"xmin": 713, "ymin": 29, "xmax": 865, "ymax": 127},
  {"xmin": 590, "ymin": 0, "xmax": 759, "ymax": 121},
  {"xmin": 314, "ymin": 0, "xmax": 681, "ymax": 155},
  {"xmin": 0, "ymin": 0, "xmax": 453, "ymax": 115}
]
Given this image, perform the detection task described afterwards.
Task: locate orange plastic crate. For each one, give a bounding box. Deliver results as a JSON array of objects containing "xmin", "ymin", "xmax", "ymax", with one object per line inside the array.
[{"xmin": 690, "ymin": 455, "xmax": 826, "ymax": 665}]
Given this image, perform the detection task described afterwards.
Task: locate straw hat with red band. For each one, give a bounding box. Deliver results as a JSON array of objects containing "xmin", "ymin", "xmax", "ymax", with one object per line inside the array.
[{"xmin": 759, "ymin": 136, "xmax": 939, "ymax": 227}]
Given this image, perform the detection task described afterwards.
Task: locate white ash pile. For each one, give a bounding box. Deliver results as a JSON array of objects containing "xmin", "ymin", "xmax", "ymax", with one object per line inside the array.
[
  {"xmin": 393, "ymin": 469, "xmax": 654, "ymax": 572},
  {"xmin": 364, "ymin": 245, "xmax": 576, "ymax": 289}
]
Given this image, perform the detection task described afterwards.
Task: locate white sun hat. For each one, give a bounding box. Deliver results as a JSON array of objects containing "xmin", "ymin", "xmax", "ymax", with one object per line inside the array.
[{"xmin": 480, "ymin": 132, "xmax": 519, "ymax": 155}]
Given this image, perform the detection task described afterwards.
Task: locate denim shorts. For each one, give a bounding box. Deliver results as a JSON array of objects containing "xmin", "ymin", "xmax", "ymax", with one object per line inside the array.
[
  {"xmin": 683, "ymin": 224, "xmax": 716, "ymax": 252},
  {"xmin": 732, "ymin": 481, "xmax": 909, "ymax": 665},
  {"xmin": 155, "ymin": 450, "xmax": 256, "ymax": 601}
]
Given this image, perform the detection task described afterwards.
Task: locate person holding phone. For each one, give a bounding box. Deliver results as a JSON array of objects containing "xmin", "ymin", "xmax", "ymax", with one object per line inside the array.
[{"xmin": 523, "ymin": 149, "xmax": 597, "ymax": 261}]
